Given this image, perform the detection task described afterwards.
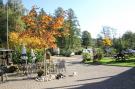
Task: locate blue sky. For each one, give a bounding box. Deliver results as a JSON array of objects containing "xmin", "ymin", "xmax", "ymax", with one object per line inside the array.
[{"xmin": 22, "ymin": 0, "xmax": 135, "ymax": 38}]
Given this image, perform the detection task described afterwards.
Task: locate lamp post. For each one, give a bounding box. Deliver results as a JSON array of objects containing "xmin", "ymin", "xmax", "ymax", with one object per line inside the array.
[{"xmin": 6, "ymin": 0, "xmax": 9, "ymax": 49}]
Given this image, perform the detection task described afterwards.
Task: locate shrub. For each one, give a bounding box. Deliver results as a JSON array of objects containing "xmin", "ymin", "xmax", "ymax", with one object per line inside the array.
[
  {"xmin": 111, "ymin": 48, "xmax": 117, "ymax": 56},
  {"xmin": 93, "ymin": 48, "xmax": 104, "ymax": 63},
  {"xmin": 82, "ymin": 53, "xmax": 91, "ymax": 62},
  {"xmin": 60, "ymin": 49, "xmax": 66, "ymax": 56},
  {"xmin": 60, "ymin": 49, "xmax": 72, "ymax": 57},
  {"xmin": 75, "ymin": 50, "xmax": 82, "ymax": 55},
  {"xmin": 35, "ymin": 51, "xmax": 44, "ymax": 62},
  {"xmin": 64, "ymin": 50, "xmax": 72, "ymax": 57},
  {"xmin": 12, "ymin": 51, "xmax": 21, "ymax": 64}
]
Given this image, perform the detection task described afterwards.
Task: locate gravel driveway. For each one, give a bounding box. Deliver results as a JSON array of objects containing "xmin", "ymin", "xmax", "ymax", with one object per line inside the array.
[{"xmin": 0, "ymin": 55, "xmax": 135, "ymax": 89}]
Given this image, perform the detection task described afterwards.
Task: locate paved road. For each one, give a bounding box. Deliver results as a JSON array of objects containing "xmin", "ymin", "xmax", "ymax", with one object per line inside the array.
[{"xmin": 0, "ymin": 55, "xmax": 135, "ymax": 89}]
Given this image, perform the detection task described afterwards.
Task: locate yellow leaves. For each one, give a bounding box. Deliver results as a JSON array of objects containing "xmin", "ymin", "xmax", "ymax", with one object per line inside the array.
[
  {"xmin": 102, "ymin": 37, "xmax": 112, "ymax": 46},
  {"xmin": 9, "ymin": 32, "xmax": 19, "ymax": 46}
]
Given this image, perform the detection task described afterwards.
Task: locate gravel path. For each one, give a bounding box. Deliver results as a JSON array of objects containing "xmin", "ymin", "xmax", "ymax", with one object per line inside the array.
[{"xmin": 0, "ymin": 55, "xmax": 135, "ymax": 89}]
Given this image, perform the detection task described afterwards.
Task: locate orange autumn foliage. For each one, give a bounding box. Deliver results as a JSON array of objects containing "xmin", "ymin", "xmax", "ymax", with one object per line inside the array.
[{"xmin": 9, "ymin": 7, "xmax": 69, "ymax": 49}]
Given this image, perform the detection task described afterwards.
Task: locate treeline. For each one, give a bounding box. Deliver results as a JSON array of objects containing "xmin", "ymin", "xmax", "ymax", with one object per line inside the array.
[
  {"xmin": 0, "ymin": 0, "xmax": 134, "ymax": 55},
  {"xmin": 95, "ymin": 26, "xmax": 135, "ymax": 56}
]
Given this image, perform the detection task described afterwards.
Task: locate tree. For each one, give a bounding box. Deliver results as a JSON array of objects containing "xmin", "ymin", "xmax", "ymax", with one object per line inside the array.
[
  {"xmin": 113, "ymin": 38, "xmax": 125, "ymax": 52},
  {"xmin": 54, "ymin": 7, "xmax": 65, "ymax": 18},
  {"xmin": 0, "ymin": 1, "xmax": 6, "ymax": 45},
  {"xmin": 82, "ymin": 31, "xmax": 92, "ymax": 48},
  {"xmin": 54, "ymin": 8, "xmax": 81, "ymax": 51},
  {"xmin": 54, "ymin": 7, "xmax": 67, "ymax": 48},
  {"xmin": 0, "ymin": 0, "xmax": 25, "ymax": 47},
  {"xmin": 122, "ymin": 31, "xmax": 135, "ymax": 49},
  {"xmin": 96, "ymin": 34, "xmax": 103, "ymax": 48},
  {"xmin": 65, "ymin": 8, "xmax": 81, "ymax": 51},
  {"xmin": 9, "ymin": 7, "xmax": 68, "ymax": 49},
  {"xmin": 102, "ymin": 37, "xmax": 112, "ymax": 47},
  {"xmin": 101, "ymin": 26, "xmax": 117, "ymax": 38},
  {"xmin": 0, "ymin": 0, "xmax": 3, "ymax": 8},
  {"xmin": 7, "ymin": 0, "xmax": 25, "ymax": 32}
]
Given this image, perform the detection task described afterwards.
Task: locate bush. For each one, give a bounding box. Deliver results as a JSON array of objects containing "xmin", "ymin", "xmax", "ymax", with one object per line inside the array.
[
  {"xmin": 60, "ymin": 49, "xmax": 72, "ymax": 57},
  {"xmin": 60, "ymin": 49, "xmax": 66, "ymax": 56},
  {"xmin": 93, "ymin": 48, "xmax": 104, "ymax": 63},
  {"xmin": 75, "ymin": 50, "xmax": 82, "ymax": 55},
  {"xmin": 35, "ymin": 51, "xmax": 44, "ymax": 62},
  {"xmin": 97, "ymin": 48, "xmax": 104, "ymax": 59},
  {"xmin": 12, "ymin": 51, "xmax": 21, "ymax": 64},
  {"xmin": 64, "ymin": 50, "xmax": 72, "ymax": 57},
  {"xmin": 111, "ymin": 48, "xmax": 117, "ymax": 56},
  {"xmin": 82, "ymin": 53, "xmax": 91, "ymax": 62}
]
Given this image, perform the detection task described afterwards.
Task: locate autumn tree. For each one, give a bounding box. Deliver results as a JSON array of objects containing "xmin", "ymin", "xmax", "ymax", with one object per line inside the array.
[
  {"xmin": 102, "ymin": 37, "xmax": 112, "ymax": 46},
  {"xmin": 54, "ymin": 7, "xmax": 66, "ymax": 48},
  {"xmin": 9, "ymin": 7, "xmax": 68, "ymax": 49}
]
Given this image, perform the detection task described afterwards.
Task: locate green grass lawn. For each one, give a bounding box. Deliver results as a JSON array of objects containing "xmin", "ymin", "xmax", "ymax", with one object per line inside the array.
[
  {"xmin": 99, "ymin": 57, "xmax": 135, "ymax": 67},
  {"xmin": 84, "ymin": 57, "xmax": 135, "ymax": 67}
]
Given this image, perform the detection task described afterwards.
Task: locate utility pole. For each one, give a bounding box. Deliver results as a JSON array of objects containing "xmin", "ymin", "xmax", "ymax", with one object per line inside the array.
[
  {"xmin": 44, "ymin": 48, "xmax": 47, "ymax": 76},
  {"xmin": 6, "ymin": 0, "xmax": 9, "ymax": 49}
]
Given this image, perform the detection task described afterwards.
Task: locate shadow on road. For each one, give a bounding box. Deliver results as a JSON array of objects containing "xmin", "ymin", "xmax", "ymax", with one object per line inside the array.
[{"xmin": 46, "ymin": 67, "xmax": 135, "ymax": 89}]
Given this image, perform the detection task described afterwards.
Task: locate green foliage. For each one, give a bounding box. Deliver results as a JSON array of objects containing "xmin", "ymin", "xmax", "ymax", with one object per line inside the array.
[
  {"xmin": 65, "ymin": 50, "xmax": 72, "ymax": 57},
  {"xmin": 113, "ymin": 38, "xmax": 124, "ymax": 52},
  {"xmin": 35, "ymin": 51, "xmax": 44, "ymax": 62},
  {"xmin": 92, "ymin": 48, "xmax": 104, "ymax": 63},
  {"xmin": 110, "ymin": 48, "xmax": 117, "ymax": 56},
  {"xmin": 55, "ymin": 7, "xmax": 81, "ymax": 52},
  {"xmin": 97, "ymin": 48, "xmax": 104, "ymax": 58},
  {"xmin": 0, "ymin": 7, "xmax": 7, "ymax": 44},
  {"xmin": 12, "ymin": 46, "xmax": 22, "ymax": 64},
  {"xmin": 12, "ymin": 47, "xmax": 44, "ymax": 64},
  {"xmin": 60, "ymin": 49, "xmax": 72, "ymax": 57},
  {"xmin": 96, "ymin": 34, "xmax": 103, "ymax": 48},
  {"xmin": 0, "ymin": 0, "xmax": 3, "ymax": 7},
  {"xmin": 122, "ymin": 31, "xmax": 135, "ymax": 49},
  {"xmin": 60, "ymin": 49, "xmax": 66, "ymax": 56},
  {"xmin": 82, "ymin": 31, "xmax": 92, "ymax": 48},
  {"xmin": 12, "ymin": 51, "xmax": 21, "ymax": 64},
  {"xmin": 0, "ymin": 0, "xmax": 25, "ymax": 47},
  {"xmin": 112, "ymin": 31, "xmax": 135, "ymax": 53},
  {"xmin": 82, "ymin": 53, "xmax": 91, "ymax": 62}
]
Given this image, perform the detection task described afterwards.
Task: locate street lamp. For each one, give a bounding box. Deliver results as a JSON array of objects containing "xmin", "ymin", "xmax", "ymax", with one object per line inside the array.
[{"xmin": 6, "ymin": 0, "xmax": 9, "ymax": 49}]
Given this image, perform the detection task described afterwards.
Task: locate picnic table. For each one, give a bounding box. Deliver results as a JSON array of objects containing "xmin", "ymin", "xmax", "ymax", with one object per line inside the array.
[{"xmin": 113, "ymin": 53, "xmax": 126, "ymax": 61}]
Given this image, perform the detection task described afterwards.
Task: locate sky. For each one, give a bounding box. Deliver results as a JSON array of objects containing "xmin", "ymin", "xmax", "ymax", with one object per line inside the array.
[{"xmin": 22, "ymin": 0, "xmax": 135, "ymax": 38}]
